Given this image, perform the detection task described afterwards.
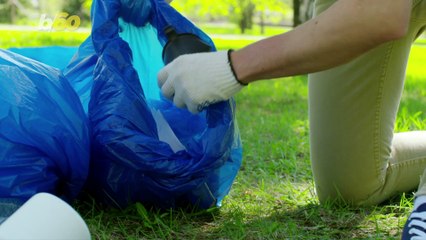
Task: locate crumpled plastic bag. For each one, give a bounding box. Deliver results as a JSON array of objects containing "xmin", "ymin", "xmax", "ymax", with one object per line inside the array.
[
  {"xmin": 4, "ymin": 0, "xmax": 243, "ymax": 210},
  {"xmin": 77, "ymin": 0, "xmax": 243, "ymax": 209},
  {"xmin": 0, "ymin": 49, "xmax": 90, "ymax": 202}
]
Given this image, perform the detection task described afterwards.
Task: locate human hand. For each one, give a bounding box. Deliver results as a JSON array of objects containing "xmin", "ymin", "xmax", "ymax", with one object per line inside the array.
[{"xmin": 157, "ymin": 50, "xmax": 246, "ymax": 114}]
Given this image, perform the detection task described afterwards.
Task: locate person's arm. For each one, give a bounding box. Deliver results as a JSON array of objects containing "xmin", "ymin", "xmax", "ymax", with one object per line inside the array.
[
  {"xmin": 232, "ymin": 0, "xmax": 412, "ymax": 84},
  {"xmin": 158, "ymin": 0, "xmax": 412, "ymax": 113}
]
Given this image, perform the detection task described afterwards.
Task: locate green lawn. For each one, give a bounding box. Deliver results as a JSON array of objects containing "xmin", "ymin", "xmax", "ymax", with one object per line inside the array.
[
  {"xmin": 1, "ymin": 29, "xmax": 426, "ymax": 239},
  {"xmin": 199, "ymin": 23, "xmax": 290, "ymax": 36},
  {"xmin": 0, "ymin": 30, "xmax": 90, "ymax": 48}
]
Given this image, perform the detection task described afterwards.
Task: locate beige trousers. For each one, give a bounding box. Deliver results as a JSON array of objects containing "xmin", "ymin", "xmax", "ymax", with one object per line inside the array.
[{"xmin": 309, "ymin": 0, "xmax": 426, "ymax": 206}]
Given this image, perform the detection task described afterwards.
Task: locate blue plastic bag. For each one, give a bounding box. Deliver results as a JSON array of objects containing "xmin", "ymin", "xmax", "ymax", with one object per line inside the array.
[
  {"xmin": 8, "ymin": 47, "xmax": 78, "ymax": 70},
  {"xmin": 6, "ymin": 0, "xmax": 243, "ymax": 209},
  {"xmin": 75, "ymin": 0, "xmax": 243, "ymax": 209},
  {"xmin": 0, "ymin": 49, "xmax": 90, "ymax": 202}
]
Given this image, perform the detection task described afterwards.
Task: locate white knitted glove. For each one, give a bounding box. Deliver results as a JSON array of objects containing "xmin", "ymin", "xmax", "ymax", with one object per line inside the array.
[{"xmin": 157, "ymin": 50, "xmax": 246, "ymax": 114}]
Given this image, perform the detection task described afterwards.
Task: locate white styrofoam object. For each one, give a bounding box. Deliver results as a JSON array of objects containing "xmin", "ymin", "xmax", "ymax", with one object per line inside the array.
[{"xmin": 0, "ymin": 193, "xmax": 91, "ymax": 240}]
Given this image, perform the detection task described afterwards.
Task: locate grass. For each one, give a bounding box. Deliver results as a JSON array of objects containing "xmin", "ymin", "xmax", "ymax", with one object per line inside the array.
[
  {"xmin": 1, "ymin": 27, "xmax": 425, "ymax": 239},
  {"xmin": 0, "ymin": 30, "xmax": 90, "ymax": 48},
  {"xmin": 198, "ymin": 22, "xmax": 290, "ymax": 36}
]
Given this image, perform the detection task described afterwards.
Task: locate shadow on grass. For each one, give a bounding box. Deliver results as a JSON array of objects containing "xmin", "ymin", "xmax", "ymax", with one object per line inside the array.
[
  {"xmin": 201, "ymin": 192, "xmax": 415, "ymax": 240},
  {"xmin": 74, "ymin": 184, "xmax": 416, "ymax": 239}
]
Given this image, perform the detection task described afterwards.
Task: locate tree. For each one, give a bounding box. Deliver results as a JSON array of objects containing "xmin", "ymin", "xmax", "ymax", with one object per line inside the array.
[
  {"xmin": 292, "ymin": 0, "xmax": 314, "ymax": 27},
  {"xmin": 171, "ymin": 0, "xmax": 228, "ymax": 21},
  {"xmin": 37, "ymin": 0, "xmax": 64, "ymax": 17},
  {"xmin": 62, "ymin": 0, "xmax": 91, "ymax": 22},
  {"xmin": 0, "ymin": 0, "xmax": 31, "ymax": 23},
  {"xmin": 172, "ymin": 0, "xmax": 290, "ymax": 34},
  {"xmin": 230, "ymin": 0, "xmax": 255, "ymax": 34},
  {"xmin": 252, "ymin": 0, "xmax": 288, "ymax": 34}
]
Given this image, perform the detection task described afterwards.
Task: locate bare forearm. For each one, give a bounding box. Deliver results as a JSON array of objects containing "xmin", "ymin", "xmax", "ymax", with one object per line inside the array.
[{"xmin": 232, "ymin": 0, "xmax": 412, "ymax": 84}]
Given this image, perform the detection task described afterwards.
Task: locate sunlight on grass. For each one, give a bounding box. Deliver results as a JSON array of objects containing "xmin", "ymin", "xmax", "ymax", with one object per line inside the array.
[
  {"xmin": 229, "ymin": 43, "xmax": 425, "ymax": 239},
  {"xmin": 0, "ymin": 30, "xmax": 89, "ymax": 48},
  {"xmin": 199, "ymin": 23, "xmax": 290, "ymax": 36},
  {"xmin": 407, "ymin": 44, "xmax": 426, "ymax": 79},
  {"xmin": 396, "ymin": 44, "xmax": 426, "ymax": 132}
]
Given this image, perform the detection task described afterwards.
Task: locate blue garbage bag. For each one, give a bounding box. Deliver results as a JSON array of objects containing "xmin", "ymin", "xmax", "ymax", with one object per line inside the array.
[
  {"xmin": 0, "ymin": 49, "xmax": 90, "ymax": 202},
  {"xmin": 65, "ymin": 0, "xmax": 243, "ymax": 209},
  {"xmin": 8, "ymin": 47, "xmax": 78, "ymax": 70}
]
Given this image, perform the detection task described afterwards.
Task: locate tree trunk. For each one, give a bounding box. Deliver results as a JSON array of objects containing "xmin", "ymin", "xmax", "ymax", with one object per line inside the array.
[
  {"xmin": 10, "ymin": 1, "xmax": 16, "ymax": 24},
  {"xmin": 294, "ymin": 0, "xmax": 315, "ymax": 27},
  {"xmin": 293, "ymin": 0, "xmax": 301, "ymax": 27},
  {"xmin": 259, "ymin": 10, "xmax": 265, "ymax": 35},
  {"xmin": 238, "ymin": 2, "xmax": 255, "ymax": 34},
  {"xmin": 305, "ymin": 0, "xmax": 314, "ymax": 21}
]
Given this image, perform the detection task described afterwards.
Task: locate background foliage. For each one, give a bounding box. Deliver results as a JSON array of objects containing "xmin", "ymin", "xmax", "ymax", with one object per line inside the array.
[{"xmin": 0, "ymin": 0, "xmax": 315, "ymax": 32}]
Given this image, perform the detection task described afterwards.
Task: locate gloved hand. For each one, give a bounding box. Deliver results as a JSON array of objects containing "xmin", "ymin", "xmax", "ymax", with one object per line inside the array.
[{"xmin": 157, "ymin": 50, "xmax": 247, "ymax": 114}]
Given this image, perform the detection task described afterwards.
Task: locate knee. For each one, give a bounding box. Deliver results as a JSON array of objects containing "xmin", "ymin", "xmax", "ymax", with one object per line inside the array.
[{"xmin": 313, "ymin": 167, "xmax": 385, "ymax": 206}]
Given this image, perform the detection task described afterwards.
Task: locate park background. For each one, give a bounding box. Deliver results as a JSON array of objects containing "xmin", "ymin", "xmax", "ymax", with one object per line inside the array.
[{"xmin": 0, "ymin": 0, "xmax": 425, "ymax": 239}]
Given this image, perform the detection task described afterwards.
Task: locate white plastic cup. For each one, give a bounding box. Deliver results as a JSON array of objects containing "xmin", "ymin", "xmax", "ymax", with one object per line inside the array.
[{"xmin": 0, "ymin": 193, "xmax": 91, "ymax": 240}]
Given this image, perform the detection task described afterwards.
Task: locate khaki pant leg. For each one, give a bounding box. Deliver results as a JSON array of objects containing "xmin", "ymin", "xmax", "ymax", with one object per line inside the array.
[{"xmin": 309, "ymin": 0, "xmax": 426, "ymax": 206}]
